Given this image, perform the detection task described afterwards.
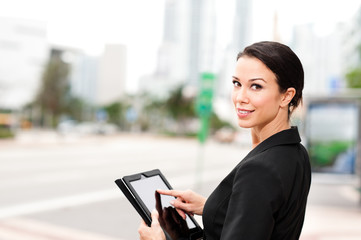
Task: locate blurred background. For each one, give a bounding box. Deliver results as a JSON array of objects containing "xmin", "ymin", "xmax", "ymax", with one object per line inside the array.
[{"xmin": 1, "ymin": 0, "xmax": 361, "ymax": 239}]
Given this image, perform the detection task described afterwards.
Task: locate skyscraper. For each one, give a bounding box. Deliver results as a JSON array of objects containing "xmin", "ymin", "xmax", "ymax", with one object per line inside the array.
[
  {"xmin": 155, "ymin": 0, "xmax": 189, "ymax": 83},
  {"xmin": 0, "ymin": 17, "xmax": 48, "ymax": 109},
  {"xmin": 215, "ymin": 0, "xmax": 252, "ymax": 99},
  {"xmin": 141, "ymin": 0, "xmax": 217, "ymax": 97},
  {"xmin": 189, "ymin": 0, "xmax": 217, "ymax": 85},
  {"xmin": 97, "ymin": 44, "xmax": 127, "ymax": 105},
  {"xmin": 231, "ymin": 0, "xmax": 252, "ymax": 51}
]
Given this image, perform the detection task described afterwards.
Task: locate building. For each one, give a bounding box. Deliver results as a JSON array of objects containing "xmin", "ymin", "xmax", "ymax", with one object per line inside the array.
[
  {"xmin": 65, "ymin": 50, "xmax": 98, "ymax": 106},
  {"xmin": 215, "ymin": 0, "xmax": 252, "ymax": 99},
  {"xmin": 0, "ymin": 17, "xmax": 48, "ymax": 109},
  {"xmin": 291, "ymin": 21, "xmax": 354, "ymax": 97},
  {"xmin": 47, "ymin": 43, "xmax": 126, "ymax": 111},
  {"xmin": 139, "ymin": 0, "xmax": 218, "ymax": 98},
  {"xmin": 97, "ymin": 44, "xmax": 127, "ymax": 105},
  {"xmin": 156, "ymin": 0, "xmax": 190, "ymax": 82},
  {"xmin": 343, "ymin": 6, "xmax": 361, "ymax": 72},
  {"xmin": 212, "ymin": 0, "xmax": 252, "ymax": 123},
  {"xmin": 289, "ymin": 5, "xmax": 361, "ymax": 98}
]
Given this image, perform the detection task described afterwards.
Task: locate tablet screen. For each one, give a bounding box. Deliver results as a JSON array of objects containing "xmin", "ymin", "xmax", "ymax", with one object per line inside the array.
[{"xmin": 130, "ymin": 175, "xmax": 196, "ymax": 229}]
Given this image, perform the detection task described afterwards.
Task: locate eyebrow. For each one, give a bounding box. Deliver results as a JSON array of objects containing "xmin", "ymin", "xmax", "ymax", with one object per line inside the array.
[
  {"xmin": 232, "ymin": 76, "xmax": 267, "ymax": 83},
  {"xmin": 250, "ymin": 78, "xmax": 267, "ymax": 83}
]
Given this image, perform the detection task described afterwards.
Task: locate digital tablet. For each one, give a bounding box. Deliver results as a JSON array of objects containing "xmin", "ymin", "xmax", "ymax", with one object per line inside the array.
[{"xmin": 115, "ymin": 169, "xmax": 203, "ymax": 240}]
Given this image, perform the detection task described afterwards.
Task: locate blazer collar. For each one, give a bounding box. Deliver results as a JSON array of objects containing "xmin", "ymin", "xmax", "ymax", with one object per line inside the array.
[{"xmin": 244, "ymin": 126, "xmax": 301, "ymax": 159}]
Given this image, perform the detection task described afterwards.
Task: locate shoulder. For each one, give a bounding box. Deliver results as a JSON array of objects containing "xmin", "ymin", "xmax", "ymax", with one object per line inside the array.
[
  {"xmin": 234, "ymin": 143, "xmax": 309, "ymax": 190},
  {"xmin": 234, "ymin": 151, "xmax": 283, "ymax": 188},
  {"xmin": 255, "ymin": 143, "xmax": 308, "ymax": 169}
]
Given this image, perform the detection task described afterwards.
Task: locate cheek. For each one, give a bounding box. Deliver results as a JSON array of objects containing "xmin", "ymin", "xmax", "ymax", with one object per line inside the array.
[
  {"xmin": 231, "ymin": 90, "xmax": 237, "ymax": 104},
  {"xmin": 249, "ymin": 94, "xmax": 266, "ymax": 106},
  {"xmin": 253, "ymin": 93, "xmax": 280, "ymax": 109}
]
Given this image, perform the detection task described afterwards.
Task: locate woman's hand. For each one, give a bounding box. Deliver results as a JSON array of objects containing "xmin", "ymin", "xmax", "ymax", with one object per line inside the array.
[
  {"xmin": 157, "ymin": 189, "xmax": 206, "ymax": 219},
  {"xmin": 138, "ymin": 210, "xmax": 166, "ymax": 240}
]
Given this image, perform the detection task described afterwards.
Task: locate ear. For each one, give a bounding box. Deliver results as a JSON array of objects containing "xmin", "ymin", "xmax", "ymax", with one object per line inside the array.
[{"xmin": 280, "ymin": 87, "xmax": 296, "ymax": 108}]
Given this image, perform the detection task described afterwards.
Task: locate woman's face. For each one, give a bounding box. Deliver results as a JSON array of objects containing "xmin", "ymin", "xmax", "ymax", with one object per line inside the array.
[{"xmin": 231, "ymin": 56, "xmax": 286, "ymax": 130}]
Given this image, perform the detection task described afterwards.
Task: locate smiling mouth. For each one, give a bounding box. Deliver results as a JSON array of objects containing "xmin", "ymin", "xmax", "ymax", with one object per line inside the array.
[{"xmin": 238, "ymin": 109, "xmax": 254, "ymax": 114}]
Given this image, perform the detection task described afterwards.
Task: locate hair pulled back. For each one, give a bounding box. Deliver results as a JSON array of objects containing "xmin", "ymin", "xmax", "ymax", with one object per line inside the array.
[{"xmin": 237, "ymin": 41, "xmax": 304, "ymax": 114}]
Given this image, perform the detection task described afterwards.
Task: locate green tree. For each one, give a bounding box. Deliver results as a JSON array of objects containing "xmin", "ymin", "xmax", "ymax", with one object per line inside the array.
[
  {"xmin": 36, "ymin": 52, "xmax": 70, "ymax": 127},
  {"xmin": 345, "ymin": 44, "xmax": 361, "ymax": 88},
  {"xmin": 209, "ymin": 112, "xmax": 235, "ymax": 134},
  {"xmin": 66, "ymin": 96, "xmax": 93, "ymax": 122},
  {"xmin": 141, "ymin": 94, "xmax": 167, "ymax": 132},
  {"xmin": 165, "ymin": 85, "xmax": 196, "ymax": 120},
  {"xmin": 138, "ymin": 85, "xmax": 234, "ymax": 136},
  {"xmin": 103, "ymin": 101, "xmax": 128, "ymax": 128},
  {"xmin": 346, "ymin": 67, "xmax": 361, "ymax": 88},
  {"xmin": 164, "ymin": 85, "xmax": 197, "ymax": 136},
  {"xmin": 0, "ymin": 109, "xmax": 14, "ymax": 138}
]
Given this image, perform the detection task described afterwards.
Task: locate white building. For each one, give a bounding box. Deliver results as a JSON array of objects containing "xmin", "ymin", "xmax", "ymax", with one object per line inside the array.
[
  {"xmin": 65, "ymin": 50, "xmax": 98, "ymax": 105},
  {"xmin": 342, "ymin": 7, "xmax": 361, "ymax": 72},
  {"xmin": 156, "ymin": 0, "xmax": 190, "ymax": 83},
  {"xmin": 0, "ymin": 17, "xmax": 48, "ymax": 109},
  {"xmin": 291, "ymin": 22, "xmax": 352, "ymax": 97},
  {"xmin": 97, "ymin": 44, "xmax": 127, "ymax": 105},
  {"xmin": 48, "ymin": 43, "xmax": 127, "ymax": 110},
  {"xmin": 139, "ymin": 0, "xmax": 218, "ymax": 98},
  {"xmin": 215, "ymin": 0, "xmax": 252, "ymax": 99}
]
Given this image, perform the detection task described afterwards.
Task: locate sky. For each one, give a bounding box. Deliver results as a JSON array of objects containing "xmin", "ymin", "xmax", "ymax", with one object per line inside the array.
[
  {"xmin": 0, "ymin": 0, "xmax": 361, "ymax": 93},
  {"xmin": 0, "ymin": 0, "xmax": 165, "ymax": 53},
  {"xmin": 0, "ymin": 0, "xmax": 166, "ymax": 94}
]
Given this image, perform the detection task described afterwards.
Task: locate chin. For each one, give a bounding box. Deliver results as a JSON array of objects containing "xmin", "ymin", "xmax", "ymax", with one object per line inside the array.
[{"xmin": 237, "ymin": 120, "xmax": 254, "ymax": 129}]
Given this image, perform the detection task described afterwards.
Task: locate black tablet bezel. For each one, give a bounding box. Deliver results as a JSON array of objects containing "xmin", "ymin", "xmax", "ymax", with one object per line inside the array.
[
  {"xmin": 115, "ymin": 169, "xmax": 203, "ymax": 239},
  {"xmin": 114, "ymin": 178, "xmax": 151, "ymax": 225}
]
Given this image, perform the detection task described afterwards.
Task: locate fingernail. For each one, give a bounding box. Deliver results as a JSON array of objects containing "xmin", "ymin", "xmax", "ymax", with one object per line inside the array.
[{"xmin": 170, "ymin": 200, "xmax": 175, "ymax": 205}]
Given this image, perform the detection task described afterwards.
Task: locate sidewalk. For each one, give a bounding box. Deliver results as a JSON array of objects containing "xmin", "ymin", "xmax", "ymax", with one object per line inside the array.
[
  {"xmin": 2, "ymin": 131, "xmax": 361, "ymax": 239},
  {"xmin": 300, "ymin": 174, "xmax": 361, "ymax": 240}
]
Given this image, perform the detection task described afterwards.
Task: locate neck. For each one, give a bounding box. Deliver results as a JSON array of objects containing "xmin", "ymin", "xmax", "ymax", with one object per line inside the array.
[{"xmin": 251, "ymin": 112, "xmax": 290, "ymax": 148}]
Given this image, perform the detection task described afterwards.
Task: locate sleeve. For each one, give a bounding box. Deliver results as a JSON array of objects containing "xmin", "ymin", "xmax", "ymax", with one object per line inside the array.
[{"xmin": 220, "ymin": 160, "xmax": 284, "ymax": 240}]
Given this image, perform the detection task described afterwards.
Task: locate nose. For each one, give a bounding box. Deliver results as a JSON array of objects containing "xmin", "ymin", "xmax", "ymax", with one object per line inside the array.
[{"xmin": 235, "ymin": 87, "xmax": 249, "ymax": 104}]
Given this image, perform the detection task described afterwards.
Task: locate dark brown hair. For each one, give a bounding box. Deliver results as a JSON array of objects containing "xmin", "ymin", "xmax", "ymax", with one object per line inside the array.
[{"xmin": 237, "ymin": 41, "xmax": 304, "ymax": 115}]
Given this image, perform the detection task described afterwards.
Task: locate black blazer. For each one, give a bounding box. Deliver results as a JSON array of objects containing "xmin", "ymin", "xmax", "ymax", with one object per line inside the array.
[{"xmin": 202, "ymin": 127, "xmax": 311, "ymax": 240}]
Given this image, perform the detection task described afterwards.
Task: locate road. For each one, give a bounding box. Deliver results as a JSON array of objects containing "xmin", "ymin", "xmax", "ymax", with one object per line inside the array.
[{"xmin": 0, "ymin": 130, "xmax": 361, "ymax": 240}]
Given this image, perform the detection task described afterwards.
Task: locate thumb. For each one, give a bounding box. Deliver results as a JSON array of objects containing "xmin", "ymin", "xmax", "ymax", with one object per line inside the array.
[{"xmin": 151, "ymin": 209, "xmax": 160, "ymax": 227}]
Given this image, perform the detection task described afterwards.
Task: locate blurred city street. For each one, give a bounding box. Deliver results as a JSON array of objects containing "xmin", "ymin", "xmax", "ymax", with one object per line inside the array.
[
  {"xmin": 1, "ymin": 1, "xmax": 361, "ymax": 239},
  {"xmin": 0, "ymin": 130, "xmax": 361, "ymax": 240}
]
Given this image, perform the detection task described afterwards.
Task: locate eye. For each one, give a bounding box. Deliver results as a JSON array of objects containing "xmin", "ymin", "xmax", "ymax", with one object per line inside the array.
[
  {"xmin": 251, "ymin": 83, "xmax": 262, "ymax": 90},
  {"xmin": 232, "ymin": 80, "xmax": 241, "ymax": 87}
]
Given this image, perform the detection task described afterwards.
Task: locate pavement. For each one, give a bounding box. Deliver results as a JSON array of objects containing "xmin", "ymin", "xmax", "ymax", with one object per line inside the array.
[
  {"xmin": 300, "ymin": 174, "xmax": 361, "ymax": 240},
  {"xmin": 0, "ymin": 130, "xmax": 360, "ymax": 240}
]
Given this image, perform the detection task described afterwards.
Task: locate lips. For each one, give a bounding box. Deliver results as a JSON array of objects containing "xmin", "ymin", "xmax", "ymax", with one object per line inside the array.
[
  {"xmin": 236, "ymin": 108, "xmax": 254, "ymax": 118},
  {"xmin": 239, "ymin": 110, "xmax": 252, "ymax": 114}
]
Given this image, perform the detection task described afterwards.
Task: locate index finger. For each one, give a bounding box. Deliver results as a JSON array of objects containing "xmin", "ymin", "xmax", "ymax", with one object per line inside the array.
[{"xmin": 157, "ymin": 189, "xmax": 183, "ymax": 198}]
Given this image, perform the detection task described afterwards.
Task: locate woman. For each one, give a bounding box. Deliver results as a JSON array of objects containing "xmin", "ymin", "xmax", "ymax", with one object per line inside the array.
[{"xmin": 138, "ymin": 41, "xmax": 311, "ymax": 240}]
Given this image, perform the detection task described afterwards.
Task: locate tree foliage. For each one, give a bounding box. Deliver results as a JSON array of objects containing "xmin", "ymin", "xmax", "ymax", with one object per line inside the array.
[
  {"xmin": 66, "ymin": 96, "xmax": 93, "ymax": 122},
  {"xmin": 36, "ymin": 52, "xmax": 70, "ymax": 126},
  {"xmin": 165, "ymin": 84, "xmax": 196, "ymax": 120},
  {"xmin": 345, "ymin": 44, "xmax": 361, "ymax": 88},
  {"xmin": 103, "ymin": 101, "xmax": 128, "ymax": 128},
  {"xmin": 346, "ymin": 67, "xmax": 361, "ymax": 88}
]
